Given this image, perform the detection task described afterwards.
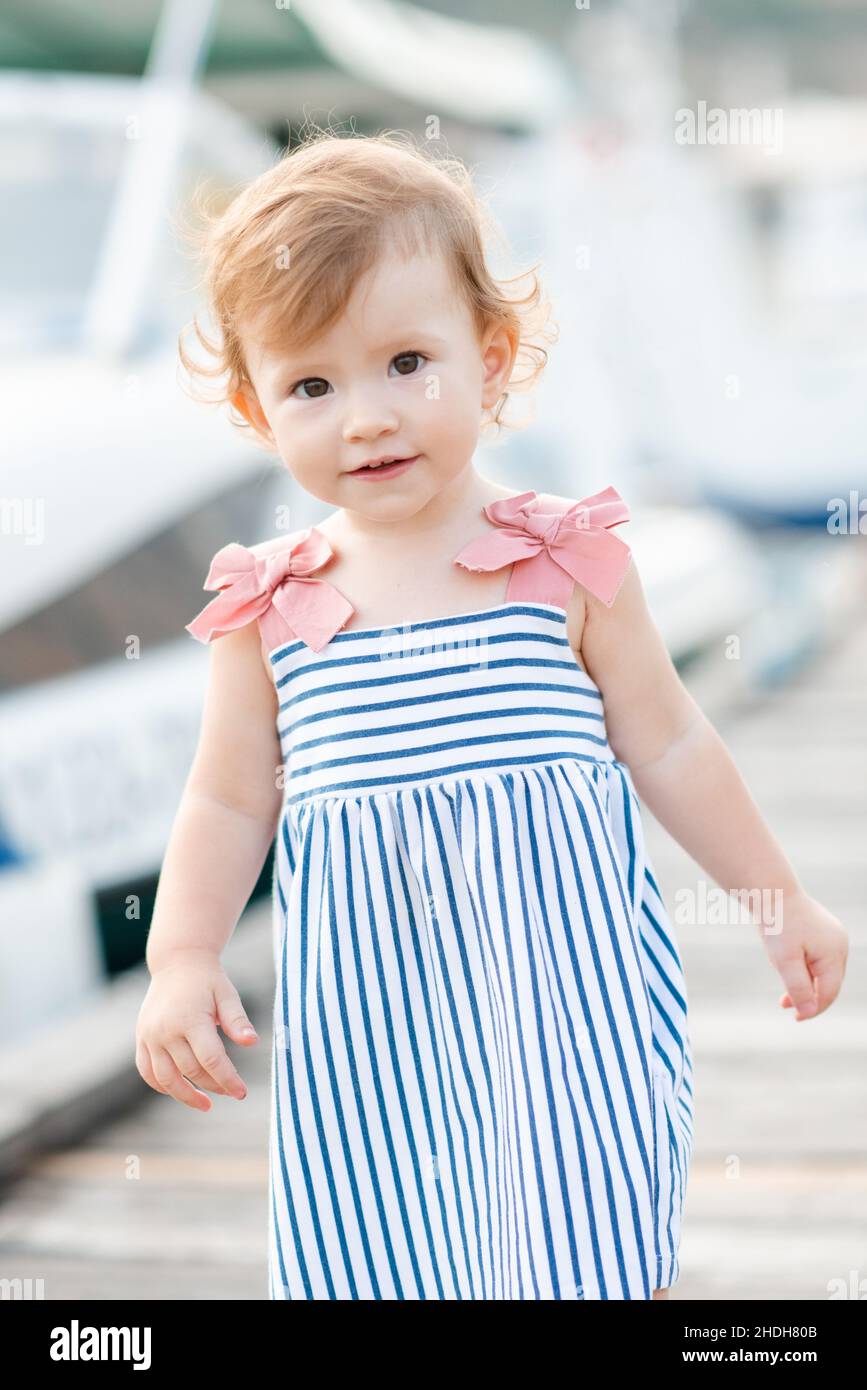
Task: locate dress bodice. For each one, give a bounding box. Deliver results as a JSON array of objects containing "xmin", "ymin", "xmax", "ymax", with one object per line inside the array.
[{"xmin": 267, "ymin": 600, "xmax": 621, "ymax": 809}]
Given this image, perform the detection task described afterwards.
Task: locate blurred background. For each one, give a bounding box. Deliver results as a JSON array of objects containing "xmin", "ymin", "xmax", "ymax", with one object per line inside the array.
[{"xmin": 0, "ymin": 0, "xmax": 865, "ymax": 1302}]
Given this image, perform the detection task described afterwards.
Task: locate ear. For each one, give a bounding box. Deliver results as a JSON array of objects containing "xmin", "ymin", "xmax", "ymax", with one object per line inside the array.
[
  {"xmin": 480, "ymin": 321, "xmax": 518, "ymax": 410},
  {"xmin": 231, "ymin": 384, "xmax": 275, "ymax": 444}
]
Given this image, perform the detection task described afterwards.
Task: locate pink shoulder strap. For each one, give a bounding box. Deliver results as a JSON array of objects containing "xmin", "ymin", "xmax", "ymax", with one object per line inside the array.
[
  {"xmin": 453, "ymin": 486, "xmax": 632, "ymax": 609},
  {"xmin": 185, "ymin": 527, "xmax": 355, "ymax": 653}
]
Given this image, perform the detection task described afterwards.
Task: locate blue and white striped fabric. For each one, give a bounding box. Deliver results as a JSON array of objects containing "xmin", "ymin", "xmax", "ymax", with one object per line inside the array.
[{"xmin": 266, "ymin": 602, "xmax": 693, "ymax": 1300}]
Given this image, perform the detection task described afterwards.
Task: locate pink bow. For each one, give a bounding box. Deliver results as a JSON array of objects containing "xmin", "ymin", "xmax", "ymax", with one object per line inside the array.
[
  {"xmin": 453, "ymin": 486, "xmax": 631, "ymax": 608},
  {"xmin": 185, "ymin": 528, "xmax": 355, "ymax": 654}
]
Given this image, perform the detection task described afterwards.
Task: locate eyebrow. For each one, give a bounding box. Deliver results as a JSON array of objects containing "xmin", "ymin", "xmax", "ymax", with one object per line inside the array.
[{"xmin": 270, "ymin": 333, "xmax": 450, "ymax": 381}]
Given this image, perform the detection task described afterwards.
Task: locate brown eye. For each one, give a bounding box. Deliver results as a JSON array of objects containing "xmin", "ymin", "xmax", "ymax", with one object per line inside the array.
[
  {"xmin": 291, "ymin": 378, "xmax": 330, "ymax": 399},
  {"xmin": 391, "ymin": 352, "xmax": 425, "ymax": 376}
]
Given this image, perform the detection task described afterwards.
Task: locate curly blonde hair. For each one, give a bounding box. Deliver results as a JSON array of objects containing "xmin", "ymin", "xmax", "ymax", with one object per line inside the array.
[{"xmin": 177, "ymin": 122, "xmax": 558, "ymax": 446}]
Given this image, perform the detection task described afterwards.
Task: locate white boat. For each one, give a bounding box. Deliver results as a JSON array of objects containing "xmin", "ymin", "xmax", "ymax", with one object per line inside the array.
[{"xmin": 0, "ymin": 69, "xmax": 286, "ymax": 1042}]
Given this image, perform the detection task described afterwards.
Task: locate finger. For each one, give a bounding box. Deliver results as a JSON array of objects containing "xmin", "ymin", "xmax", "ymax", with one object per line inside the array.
[
  {"xmin": 136, "ymin": 1041, "xmax": 168, "ymax": 1095},
  {"xmin": 809, "ymin": 955, "xmax": 845, "ymax": 1016},
  {"xmin": 186, "ymin": 1023, "xmax": 247, "ymax": 1099},
  {"xmin": 149, "ymin": 1044, "xmax": 213, "ymax": 1111},
  {"xmin": 214, "ymin": 982, "xmax": 259, "ymax": 1046},
  {"xmin": 778, "ymin": 957, "xmax": 817, "ymax": 1019},
  {"xmin": 165, "ymin": 1038, "xmax": 232, "ymax": 1095}
]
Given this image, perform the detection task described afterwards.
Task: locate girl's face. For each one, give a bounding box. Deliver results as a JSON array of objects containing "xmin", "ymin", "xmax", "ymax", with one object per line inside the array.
[{"xmin": 236, "ymin": 245, "xmax": 515, "ymax": 522}]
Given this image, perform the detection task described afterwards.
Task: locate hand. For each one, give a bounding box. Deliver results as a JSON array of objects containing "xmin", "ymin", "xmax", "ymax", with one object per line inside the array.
[
  {"xmin": 135, "ymin": 949, "xmax": 259, "ymax": 1111},
  {"xmin": 758, "ymin": 889, "xmax": 848, "ymax": 1022}
]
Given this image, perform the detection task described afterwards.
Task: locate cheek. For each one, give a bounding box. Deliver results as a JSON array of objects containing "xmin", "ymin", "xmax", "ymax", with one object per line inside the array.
[
  {"xmin": 425, "ymin": 390, "xmax": 483, "ymax": 456},
  {"xmin": 281, "ymin": 459, "xmax": 342, "ymax": 508},
  {"xmin": 273, "ymin": 409, "xmax": 333, "ymax": 461},
  {"xmin": 270, "ymin": 415, "xmax": 339, "ymax": 494},
  {"xmin": 420, "ymin": 373, "xmax": 479, "ymax": 434}
]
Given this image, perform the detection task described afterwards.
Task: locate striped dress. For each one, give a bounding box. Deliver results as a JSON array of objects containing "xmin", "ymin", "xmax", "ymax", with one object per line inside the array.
[{"xmin": 186, "ymin": 488, "xmax": 694, "ymax": 1300}]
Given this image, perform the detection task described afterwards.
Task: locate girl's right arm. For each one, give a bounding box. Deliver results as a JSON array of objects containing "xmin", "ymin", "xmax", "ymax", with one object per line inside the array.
[{"xmin": 137, "ymin": 617, "xmax": 284, "ymax": 1111}]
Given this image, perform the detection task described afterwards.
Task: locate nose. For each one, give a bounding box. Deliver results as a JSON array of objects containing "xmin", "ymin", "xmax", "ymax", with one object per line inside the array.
[{"xmin": 341, "ymin": 383, "xmax": 400, "ymax": 445}]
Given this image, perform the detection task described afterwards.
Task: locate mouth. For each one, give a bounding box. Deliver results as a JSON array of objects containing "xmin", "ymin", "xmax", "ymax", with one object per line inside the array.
[{"xmin": 348, "ymin": 454, "xmax": 420, "ymax": 478}]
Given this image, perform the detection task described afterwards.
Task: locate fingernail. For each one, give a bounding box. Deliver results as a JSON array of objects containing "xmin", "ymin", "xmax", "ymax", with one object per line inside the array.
[{"xmin": 241, "ymin": 1026, "xmax": 257, "ymax": 1037}]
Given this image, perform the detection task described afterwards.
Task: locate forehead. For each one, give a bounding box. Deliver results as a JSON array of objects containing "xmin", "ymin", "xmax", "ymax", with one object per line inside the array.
[
  {"xmin": 245, "ymin": 244, "xmax": 472, "ymax": 373},
  {"xmin": 350, "ymin": 244, "xmax": 456, "ymax": 312}
]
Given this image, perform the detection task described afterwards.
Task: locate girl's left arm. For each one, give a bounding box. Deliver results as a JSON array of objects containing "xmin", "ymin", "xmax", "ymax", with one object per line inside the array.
[{"xmin": 577, "ymin": 556, "xmax": 849, "ymax": 1022}]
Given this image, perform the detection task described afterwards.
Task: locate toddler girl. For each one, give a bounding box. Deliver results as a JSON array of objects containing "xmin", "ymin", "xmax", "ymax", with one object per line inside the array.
[{"xmin": 137, "ymin": 129, "xmax": 848, "ymax": 1301}]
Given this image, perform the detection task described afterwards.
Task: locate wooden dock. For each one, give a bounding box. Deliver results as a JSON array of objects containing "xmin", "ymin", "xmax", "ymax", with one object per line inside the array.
[{"xmin": 648, "ymin": 594, "xmax": 867, "ymax": 1301}]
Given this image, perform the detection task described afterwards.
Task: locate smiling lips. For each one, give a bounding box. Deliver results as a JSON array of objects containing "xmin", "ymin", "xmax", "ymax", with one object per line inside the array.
[{"xmin": 350, "ymin": 455, "xmax": 419, "ymax": 478}]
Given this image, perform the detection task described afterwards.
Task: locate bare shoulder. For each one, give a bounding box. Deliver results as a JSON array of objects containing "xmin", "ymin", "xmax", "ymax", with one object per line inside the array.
[
  {"xmin": 208, "ymin": 615, "xmax": 279, "ymax": 697},
  {"xmin": 574, "ymin": 551, "xmax": 700, "ymax": 768},
  {"xmin": 248, "ymin": 527, "xmax": 307, "ymax": 560},
  {"xmin": 574, "ymin": 549, "xmax": 654, "ymax": 692},
  {"xmin": 536, "ymin": 492, "xmax": 634, "ymax": 657},
  {"xmin": 250, "ymin": 513, "xmax": 344, "ymax": 555}
]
